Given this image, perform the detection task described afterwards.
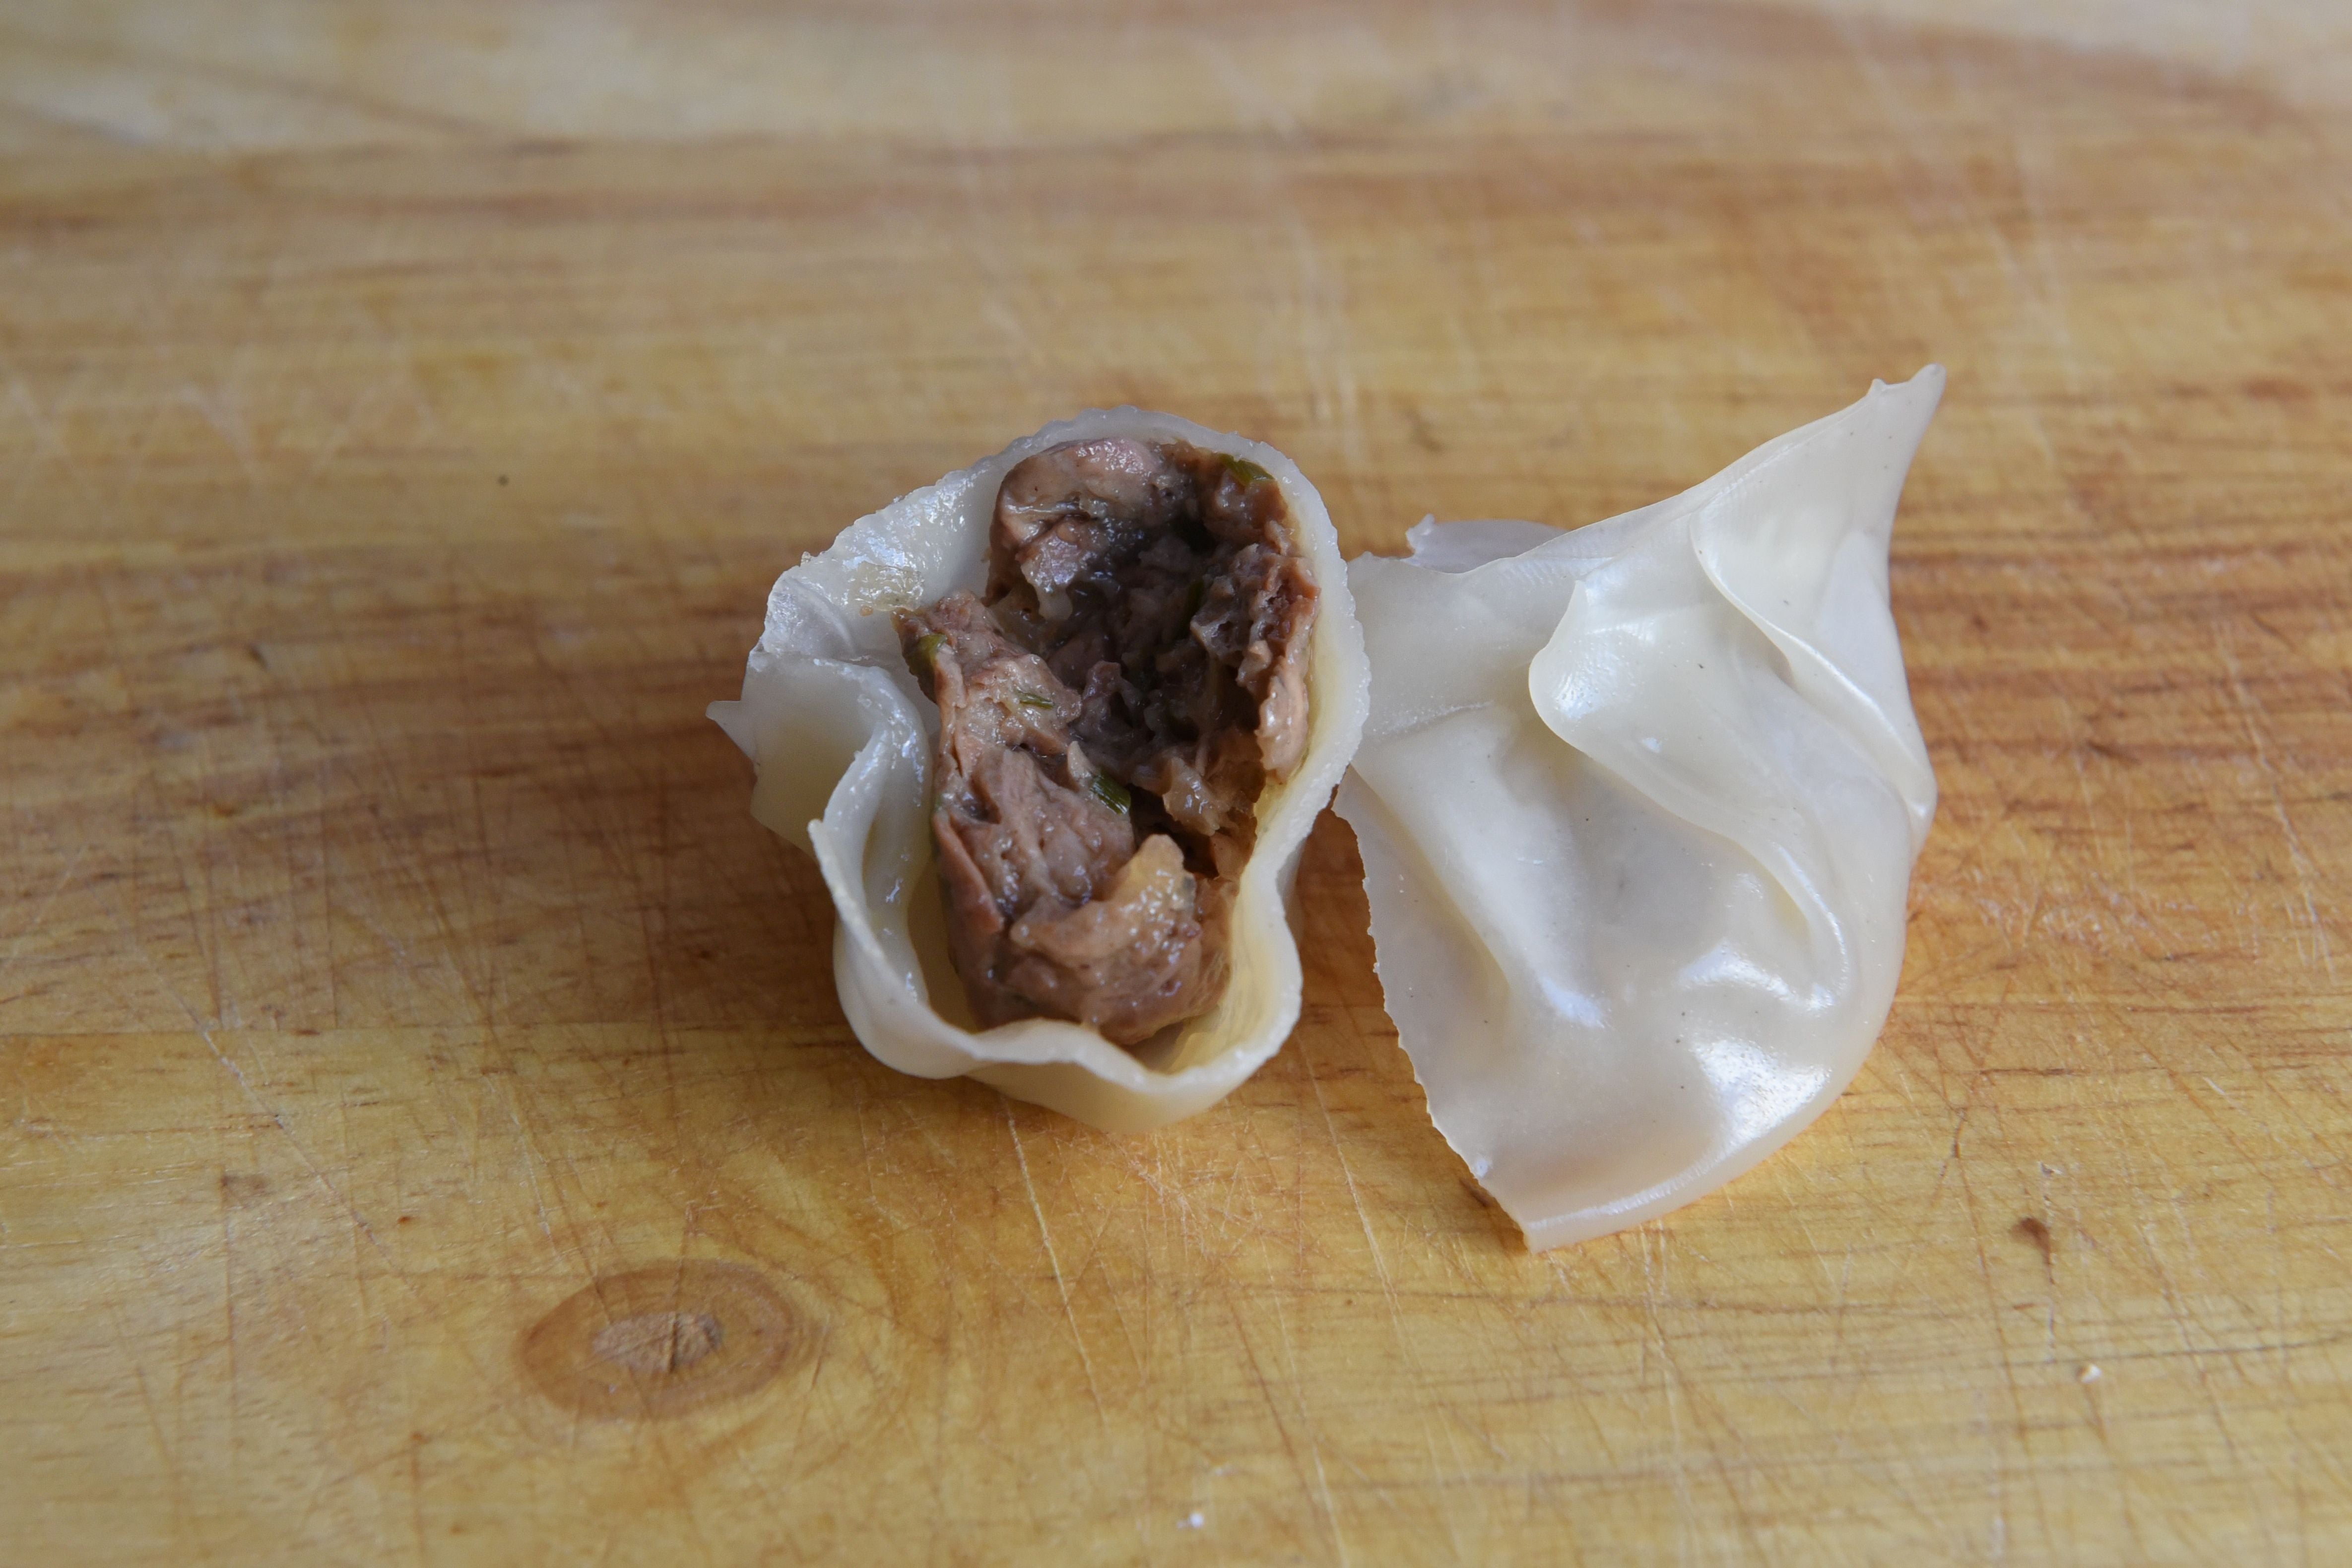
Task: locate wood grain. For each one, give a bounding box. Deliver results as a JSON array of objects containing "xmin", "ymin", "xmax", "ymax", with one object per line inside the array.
[{"xmin": 3, "ymin": 2, "xmax": 2349, "ymax": 1563}]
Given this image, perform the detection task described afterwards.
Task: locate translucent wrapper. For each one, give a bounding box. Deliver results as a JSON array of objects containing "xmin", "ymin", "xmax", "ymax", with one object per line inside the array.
[
  {"xmin": 1337, "ymin": 369, "xmax": 1943, "ymax": 1249},
  {"xmin": 710, "ymin": 411, "xmax": 1369, "ymax": 1132}
]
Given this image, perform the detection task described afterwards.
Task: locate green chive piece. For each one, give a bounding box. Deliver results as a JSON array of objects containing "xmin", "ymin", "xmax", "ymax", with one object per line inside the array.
[
  {"xmin": 1221, "ymin": 454, "xmax": 1272, "ymax": 486},
  {"xmin": 1087, "ymin": 773, "xmax": 1132, "ymax": 813},
  {"xmin": 1015, "ymin": 691, "xmax": 1055, "ymax": 709},
  {"xmin": 907, "ymin": 632, "xmax": 947, "ymax": 677}
]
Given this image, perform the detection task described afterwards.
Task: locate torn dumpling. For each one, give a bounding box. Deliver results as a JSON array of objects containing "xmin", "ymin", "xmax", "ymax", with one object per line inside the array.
[
  {"xmin": 711, "ymin": 412, "xmax": 1366, "ymax": 1132},
  {"xmin": 1337, "ymin": 369, "xmax": 1945, "ymax": 1250}
]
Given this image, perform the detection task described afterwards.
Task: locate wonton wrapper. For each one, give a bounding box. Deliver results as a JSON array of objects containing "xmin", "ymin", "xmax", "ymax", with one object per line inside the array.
[
  {"xmin": 711, "ymin": 411, "xmax": 1369, "ymax": 1132},
  {"xmin": 1337, "ymin": 369, "xmax": 1943, "ymax": 1249}
]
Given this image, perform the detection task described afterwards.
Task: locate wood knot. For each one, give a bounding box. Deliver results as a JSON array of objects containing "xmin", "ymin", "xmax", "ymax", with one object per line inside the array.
[
  {"xmin": 592, "ymin": 1311, "xmax": 724, "ymax": 1376},
  {"xmin": 521, "ymin": 1261, "xmax": 806, "ymax": 1421}
]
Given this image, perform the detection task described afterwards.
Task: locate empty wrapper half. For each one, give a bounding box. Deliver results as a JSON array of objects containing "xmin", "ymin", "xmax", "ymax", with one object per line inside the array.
[{"xmin": 1338, "ymin": 369, "xmax": 1944, "ymax": 1249}]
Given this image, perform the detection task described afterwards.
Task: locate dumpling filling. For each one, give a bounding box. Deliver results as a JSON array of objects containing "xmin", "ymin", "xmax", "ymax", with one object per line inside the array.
[{"xmin": 897, "ymin": 437, "xmax": 1318, "ymax": 1046}]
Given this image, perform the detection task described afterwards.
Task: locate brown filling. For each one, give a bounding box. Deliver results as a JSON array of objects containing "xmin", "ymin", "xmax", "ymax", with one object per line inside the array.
[{"xmin": 896, "ymin": 436, "xmax": 1319, "ymax": 1046}]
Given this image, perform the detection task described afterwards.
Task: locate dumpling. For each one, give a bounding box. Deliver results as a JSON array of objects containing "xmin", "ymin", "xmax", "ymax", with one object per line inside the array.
[
  {"xmin": 710, "ymin": 411, "xmax": 1369, "ymax": 1133},
  {"xmin": 1336, "ymin": 369, "xmax": 1943, "ymax": 1249}
]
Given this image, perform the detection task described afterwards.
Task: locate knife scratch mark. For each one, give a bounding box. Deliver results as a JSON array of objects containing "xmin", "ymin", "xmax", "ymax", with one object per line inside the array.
[
  {"xmin": 0, "ymin": 837, "xmax": 88, "ymax": 986},
  {"xmin": 1302, "ymin": 1039, "xmax": 1468, "ymax": 1559},
  {"xmin": 1006, "ymin": 1100, "xmax": 1105, "ymax": 1429},
  {"xmin": 2218, "ymin": 632, "xmax": 2335, "ymax": 981},
  {"xmin": 1247, "ymin": 1276, "xmax": 1352, "ymax": 1568}
]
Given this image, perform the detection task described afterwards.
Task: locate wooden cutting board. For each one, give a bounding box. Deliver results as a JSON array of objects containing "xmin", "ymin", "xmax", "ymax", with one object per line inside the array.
[{"xmin": 5, "ymin": 2, "xmax": 2348, "ymax": 1562}]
